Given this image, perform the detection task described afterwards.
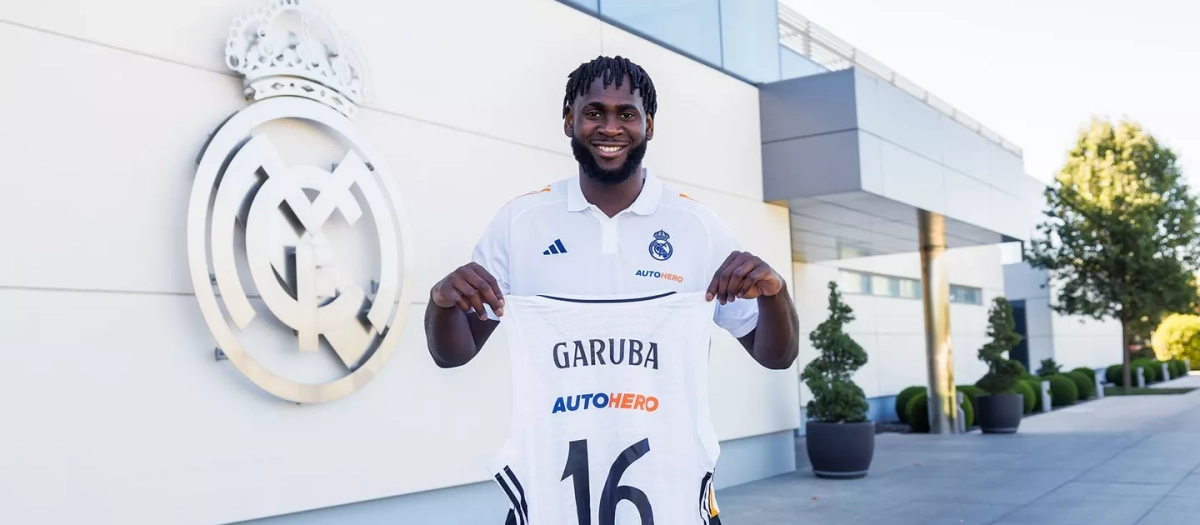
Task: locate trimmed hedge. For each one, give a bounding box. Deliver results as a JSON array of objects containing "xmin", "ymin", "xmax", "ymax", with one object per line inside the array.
[
  {"xmin": 1067, "ymin": 371, "xmax": 1095, "ymax": 399},
  {"xmin": 1023, "ymin": 377, "xmax": 1045, "ymax": 412},
  {"xmin": 906, "ymin": 393, "xmax": 930, "ymax": 433},
  {"xmin": 1013, "ymin": 380, "xmax": 1036, "ymax": 414},
  {"xmin": 1133, "ymin": 359, "xmax": 1159, "ymax": 383},
  {"xmin": 1174, "ymin": 359, "xmax": 1189, "ymax": 378},
  {"xmin": 1071, "ymin": 367, "xmax": 1096, "ymax": 381},
  {"xmin": 1047, "ymin": 375, "xmax": 1079, "ymax": 407},
  {"xmin": 895, "ymin": 386, "xmax": 925, "ymax": 424},
  {"xmin": 905, "ymin": 391, "xmax": 974, "ymax": 433},
  {"xmin": 957, "ymin": 385, "xmax": 985, "ymax": 418},
  {"xmin": 1106, "ymin": 364, "xmax": 1123, "ymax": 385}
]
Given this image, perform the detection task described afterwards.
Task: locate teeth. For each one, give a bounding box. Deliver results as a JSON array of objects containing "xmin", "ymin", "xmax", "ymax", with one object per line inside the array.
[{"xmin": 597, "ymin": 145, "xmax": 623, "ymax": 153}]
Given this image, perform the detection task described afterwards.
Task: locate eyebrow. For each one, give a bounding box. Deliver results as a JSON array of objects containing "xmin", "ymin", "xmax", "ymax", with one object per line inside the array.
[{"xmin": 583, "ymin": 102, "xmax": 640, "ymax": 114}]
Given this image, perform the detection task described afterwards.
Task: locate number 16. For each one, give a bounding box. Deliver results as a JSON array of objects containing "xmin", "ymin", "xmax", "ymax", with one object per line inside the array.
[{"xmin": 561, "ymin": 438, "xmax": 654, "ymax": 525}]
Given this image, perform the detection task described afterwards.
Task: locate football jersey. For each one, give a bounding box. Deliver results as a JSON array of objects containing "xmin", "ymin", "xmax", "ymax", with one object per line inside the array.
[{"xmin": 491, "ymin": 291, "xmax": 724, "ymax": 525}]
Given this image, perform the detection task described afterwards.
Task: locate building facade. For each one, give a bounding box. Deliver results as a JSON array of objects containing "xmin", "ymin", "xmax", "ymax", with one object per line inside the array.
[{"xmin": 0, "ymin": 1, "xmax": 1119, "ymax": 524}]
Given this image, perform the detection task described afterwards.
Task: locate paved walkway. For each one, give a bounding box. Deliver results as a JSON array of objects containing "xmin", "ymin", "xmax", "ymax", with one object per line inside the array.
[{"xmin": 717, "ymin": 374, "xmax": 1200, "ymax": 524}]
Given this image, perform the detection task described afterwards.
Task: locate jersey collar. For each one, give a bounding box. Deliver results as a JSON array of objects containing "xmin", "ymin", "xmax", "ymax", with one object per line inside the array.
[{"xmin": 567, "ymin": 168, "xmax": 664, "ymax": 216}]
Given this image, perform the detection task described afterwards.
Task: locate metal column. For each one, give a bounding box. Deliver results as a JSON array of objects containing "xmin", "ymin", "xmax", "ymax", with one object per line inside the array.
[{"xmin": 919, "ymin": 210, "xmax": 959, "ymax": 434}]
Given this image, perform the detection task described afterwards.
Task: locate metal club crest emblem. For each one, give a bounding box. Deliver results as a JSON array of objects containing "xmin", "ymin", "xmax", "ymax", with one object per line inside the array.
[{"xmin": 187, "ymin": 0, "xmax": 413, "ymax": 403}]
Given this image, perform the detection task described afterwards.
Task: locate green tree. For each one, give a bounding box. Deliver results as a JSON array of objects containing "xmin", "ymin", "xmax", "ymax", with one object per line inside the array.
[
  {"xmin": 1151, "ymin": 313, "xmax": 1200, "ymax": 364},
  {"xmin": 801, "ymin": 281, "xmax": 869, "ymax": 422},
  {"xmin": 976, "ymin": 297, "xmax": 1025, "ymax": 394},
  {"xmin": 1026, "ymin": 119, "xmax": 1200, "ymax": 391}
]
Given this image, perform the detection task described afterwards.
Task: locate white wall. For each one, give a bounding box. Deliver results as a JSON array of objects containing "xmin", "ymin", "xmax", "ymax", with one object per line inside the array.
[
  {"xmin": 0, "ymin": 1, "xmax": 797, "ymax": 523},
  {"xmin": 793, "ymin": 244, "xmax": 1005, "ymax": 407},
  {"xmin": 1003, "ymin": 263, "xmax": 1123, "ymax": 372}
]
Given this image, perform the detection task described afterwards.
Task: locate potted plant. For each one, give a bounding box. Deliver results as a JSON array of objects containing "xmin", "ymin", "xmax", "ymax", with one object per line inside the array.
[
  {"xmin": 974, "ymin": 297, "xmax": 1026, "ymax": 434},
  {"xmin": 801, "ymin": 281, "xmax": 873, "ymax": 478}
]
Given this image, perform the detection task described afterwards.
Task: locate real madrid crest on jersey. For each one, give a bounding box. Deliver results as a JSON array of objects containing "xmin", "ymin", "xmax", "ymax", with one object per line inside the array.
[
  {"xmin": 649, "ymin": 229, "xmax": 673, "ymax": 261},
  {"xmin": 186, "ymin": 0, "xmax": 413, "ymax": 403}
]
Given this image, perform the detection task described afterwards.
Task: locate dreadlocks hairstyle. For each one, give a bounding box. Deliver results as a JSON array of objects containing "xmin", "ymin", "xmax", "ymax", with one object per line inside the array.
[{"xmin": 562, "ymin": 55, "xmax": 657, "ymax": 119}]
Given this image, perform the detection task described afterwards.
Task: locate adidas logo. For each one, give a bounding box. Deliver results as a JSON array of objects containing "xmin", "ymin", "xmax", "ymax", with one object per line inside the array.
[{"xmin": 543, "ymin": 239, "xmax": 568, "ymax": 255}]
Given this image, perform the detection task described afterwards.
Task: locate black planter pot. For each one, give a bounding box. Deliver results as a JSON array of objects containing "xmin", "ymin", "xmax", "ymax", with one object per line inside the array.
[
  {"xmin": 975, "ymin": 394, "xmax": 1023, "ymax": 434},
  {"xmin": 805, "ymin": 420, "xmax": 875, "ymax": 479}
]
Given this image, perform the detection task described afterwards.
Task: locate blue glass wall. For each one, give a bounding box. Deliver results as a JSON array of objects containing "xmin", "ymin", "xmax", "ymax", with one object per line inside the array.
[{"xmin": 557, "ymin": 0, "xmax": 782, "ymax": 84}]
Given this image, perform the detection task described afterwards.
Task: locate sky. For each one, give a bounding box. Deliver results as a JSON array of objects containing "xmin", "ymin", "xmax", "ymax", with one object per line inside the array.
[{"xmin": 779, "ymin": 0, "xmax": 1199, "ymax": 186}]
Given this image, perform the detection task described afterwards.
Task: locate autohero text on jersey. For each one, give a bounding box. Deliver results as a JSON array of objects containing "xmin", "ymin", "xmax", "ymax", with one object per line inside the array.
[
  {"xmin": 552, "ymin": 392, "xmax": 660, "ymax": 414},
  {"xmin": 552, "ymin": 339, "xmax": 659, "ymax": 370}
]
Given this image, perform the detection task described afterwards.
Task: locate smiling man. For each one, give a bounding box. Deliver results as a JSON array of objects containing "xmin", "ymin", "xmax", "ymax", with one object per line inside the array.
[{"xmin": 424, "ymin": 55, "xmax": 800, "ymax": 523}]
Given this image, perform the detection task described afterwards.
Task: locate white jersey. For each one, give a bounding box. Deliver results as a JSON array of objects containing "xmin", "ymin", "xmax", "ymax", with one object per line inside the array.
[{"xmin": 490, "ymin": 291, "xmax": 725, "ymax": 525}]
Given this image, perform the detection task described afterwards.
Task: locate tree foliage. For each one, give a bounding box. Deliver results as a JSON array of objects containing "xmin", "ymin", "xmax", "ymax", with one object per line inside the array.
[
  {"xmin": 801, "ymin": 281, "xmax": 869, "ymax": 423},
  {"xmin": 1151, "ymin": 313, "xmax": 1200, "ymax": 364},
  {"xmin": 976, "ymin": 297, "xmax": 1025, "ymax": 394},
  {"xmin": 1025, "ymin": 119, "xmax": 1200, "ymax": 388}
]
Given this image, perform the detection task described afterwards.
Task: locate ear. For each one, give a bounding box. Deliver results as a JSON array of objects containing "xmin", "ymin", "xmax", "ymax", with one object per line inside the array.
[
  {"xmin": 563, "ymin": 108, "xmax": 575, "ymax": 138},
  {"xmin": 645, "ymin": 114, "xmax": 654, "ymax": 141}
]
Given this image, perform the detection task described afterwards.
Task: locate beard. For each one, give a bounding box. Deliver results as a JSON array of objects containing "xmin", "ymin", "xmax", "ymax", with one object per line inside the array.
[{"xmin": 571, "ymin": 135, "xmax": 648, "ymax": 186}]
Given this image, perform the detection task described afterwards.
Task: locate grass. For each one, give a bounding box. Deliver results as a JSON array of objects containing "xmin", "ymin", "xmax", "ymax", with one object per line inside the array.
[{"xmin": 1103, "ymin": 386, "xmax": 1198, "ymax": 396}]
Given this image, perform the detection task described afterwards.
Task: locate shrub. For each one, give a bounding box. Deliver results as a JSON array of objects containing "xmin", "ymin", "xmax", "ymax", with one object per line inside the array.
[
  {"xmin": 976, "ymin": 297, "xmax": 1025, "ymax": 395},
  {"xmin": 1071, "ymin": 367, "xmax": 1096, "ymax": 381},
  {"xmin": 1046, "ymin": 375, "xmax": 1079, "ymax": 406},
  {"xmin": 1133, "ymin": 359, "xmax": 1159, "ymax": 383},
  {"xmin": 1173, "ymin": 359, "xmax": 1189, "ymax": 378},
  {"xmin": 1013, "ymin": 380, "xmax": 1036, "ymax": 414},
  {"xmin": 1023, "ymin": 377, "xmax": 1045, "ymax": 412},
  {"xmin": 1106, "ymin": 364, "xmax": 1123, "ymax": 385},
  {"xmin": 894, "ymin": 386, "xmax": 925, "ymax": 424},
  {"xmin": 802, "ymin": 282, "xmax": 869, "ymax": 423},
  {"xmin": 955, "ymin": 383, "xmax": 984, "ymax": 412},
  {"xmin": 1037, "ymin": 358, "xmax": 1063, "ymax": 377},
  {"xmin": 1067, "ymin": 371, "xmax": 1095, "ymax": 399},
  {"xmin": 906, "ymin": 393, "xmax": 930, "ymax": 433},
  {"xmin": 905, "ymin": 390, "xmax": 974, "ymax": 432},
  {"xmin": 1151, "ymin": 314, "xmax": 1200, "ymax": 366}
]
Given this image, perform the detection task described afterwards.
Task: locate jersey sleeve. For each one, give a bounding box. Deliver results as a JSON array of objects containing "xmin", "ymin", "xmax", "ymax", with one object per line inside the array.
[
  {"xmin": 470, "ymin": 206, "xmax": 512, "ymax": 322},
  {"xmin": 708, "ymin": 216, "xmax": 759, "ymax": 339}
]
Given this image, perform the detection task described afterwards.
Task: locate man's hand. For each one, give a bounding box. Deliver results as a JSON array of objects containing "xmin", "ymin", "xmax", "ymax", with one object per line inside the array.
[
  {"xmin": 431, "ymin": 262, "xmax": 505, "ymax": 320},
  {"xmin": 706, "ymin": 251, "xmax": 784, "ymax": 304}
]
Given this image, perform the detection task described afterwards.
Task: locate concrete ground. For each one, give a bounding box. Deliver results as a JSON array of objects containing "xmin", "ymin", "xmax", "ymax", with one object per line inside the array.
[{"xmin": 717, "ymin": 374, "xmax": 1200, "ymax": 525}]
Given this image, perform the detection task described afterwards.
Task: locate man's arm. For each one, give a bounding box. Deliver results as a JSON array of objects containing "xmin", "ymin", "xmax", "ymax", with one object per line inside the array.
[
  {"xmin": 707, "ymin": 251, "xmax": 800, "ymax": 370},
  {"xmin": 425, "ymin": 262, "xmax": 504, "ymax": 368}
]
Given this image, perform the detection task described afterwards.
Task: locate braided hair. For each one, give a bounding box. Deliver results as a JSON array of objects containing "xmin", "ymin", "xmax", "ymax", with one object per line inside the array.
[{"xmin": 562, "ymin": 56, "xmax": 658, "ymax": 119}]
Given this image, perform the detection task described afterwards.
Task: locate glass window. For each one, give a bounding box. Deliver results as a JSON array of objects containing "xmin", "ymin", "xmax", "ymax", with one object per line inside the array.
[
  {"xmin": 840, "ymin": 270, "xmax": 870, "ymax": 295},
  {"xmin": 899, "ymin": 278, "xmax": 921, "ymax": 300},
  {"xmin": 560, "ymin": 0, "xmax": 599, "ymax": 12},
  {"xmin": 718, "ymin": 0, "xmax": 781, "ymax": 83},
  {"xmin": 950, "ymin": 285, "xmax": 983, "ymax": 305},
  {"xmin": 599, "ymin": 0, "xmax": 723, "ymax": 67},
  {"xmin": 870, "ymin": 275, "xmax": 893, "ymax": 297},
  {"xmin": 780, "ymin": 46, "xmax": 829, "ymax": 80}
]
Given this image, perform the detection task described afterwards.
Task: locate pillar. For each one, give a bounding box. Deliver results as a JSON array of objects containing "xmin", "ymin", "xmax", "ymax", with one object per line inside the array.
[{"xmin": 919, "ymin": 210, "xmax": 958, "ymax": 434}]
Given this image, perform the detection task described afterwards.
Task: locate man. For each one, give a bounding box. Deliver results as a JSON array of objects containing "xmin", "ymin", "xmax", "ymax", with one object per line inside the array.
[
  {"xmin": 424, "ymin": 55, "xmax": 799, "ymax": 523},
  {"xmin": 425, "ymin": 55, "xmax": 799, "ymax": 371}
]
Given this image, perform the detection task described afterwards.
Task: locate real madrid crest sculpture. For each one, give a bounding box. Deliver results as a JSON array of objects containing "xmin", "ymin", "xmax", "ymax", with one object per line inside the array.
[{"xmin": 188, "ymin": 0, "xmax": 413, "ymax": 403}]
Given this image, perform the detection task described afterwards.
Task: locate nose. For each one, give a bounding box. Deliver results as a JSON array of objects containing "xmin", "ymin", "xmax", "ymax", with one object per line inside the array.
[{"xmin": 599, "ymin": 116, "xmax": 624, "ymax": 137}]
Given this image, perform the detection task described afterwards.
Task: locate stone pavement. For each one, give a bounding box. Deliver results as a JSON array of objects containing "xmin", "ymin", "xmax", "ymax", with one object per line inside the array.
[{"xmin": 716, "ymin": 374, "xmax": 1200, "ymax": 524}]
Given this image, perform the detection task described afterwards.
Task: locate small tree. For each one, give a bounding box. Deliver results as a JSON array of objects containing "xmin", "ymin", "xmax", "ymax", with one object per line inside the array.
[
  {"xmin": 802, "ymin": 281, "xmax": 869, "ymax": 423},
  {"xmin": 1026, "ymin": 119, "xmax": 1200, "ymax": 391},
  {"xmin": 976, "ymin": 297, "xmax": 1025, "ymax": 394},
  {"xmin": 1036, "ymin": 358, "xmax": 1062, "ymax": 377}
]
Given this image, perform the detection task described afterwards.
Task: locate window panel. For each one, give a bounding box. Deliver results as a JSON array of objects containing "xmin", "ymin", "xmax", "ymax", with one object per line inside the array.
[
  {"xmin": 561, "ymin": 0, "xmax": 599, "ymax": 12},
  {"xmin": 718, "ymin": 0, "xmax": 781, "ymax": 82},
  {"xmin": 599, "ymin": 0, "xmax": 723, "ymax": 67}
]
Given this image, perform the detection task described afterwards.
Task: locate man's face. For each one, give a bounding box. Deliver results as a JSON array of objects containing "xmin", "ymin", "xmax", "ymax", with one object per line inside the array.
[{"xmin": 565, "ymin": 75, "xmax": 654, "ymax": 185}]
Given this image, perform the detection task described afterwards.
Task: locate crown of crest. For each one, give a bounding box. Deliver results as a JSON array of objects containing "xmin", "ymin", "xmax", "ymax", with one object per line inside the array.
[
  {"xmin": 653, "ymin": 230, "xmax": 670, "ymax": 241},
  {"xmin": 224, "ymin": 0, "xmax": 371, "ymax": 117}
]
